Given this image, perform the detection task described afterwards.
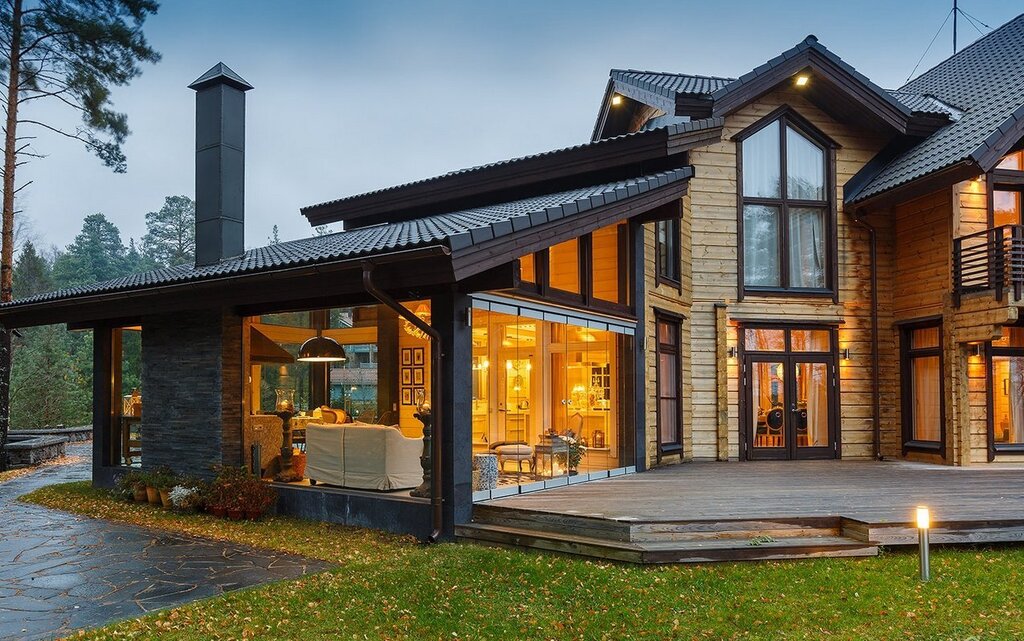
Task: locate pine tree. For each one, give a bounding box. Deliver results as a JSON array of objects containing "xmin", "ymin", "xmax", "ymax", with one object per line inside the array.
[
  {"xmin": 0, "ymin": 0, "xmax": 160, "ymax": 469},
  {"xmin": 142, "ymin": 195, "xmax": 195, "ymax": 267},
  {"xmin": 12, "ymin": 240, "xmax": 51, "ymax": 299}
]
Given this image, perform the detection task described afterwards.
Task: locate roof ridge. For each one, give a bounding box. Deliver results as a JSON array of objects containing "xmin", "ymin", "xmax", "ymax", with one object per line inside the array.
[
  {"xmin": 610, "ymin": 68, "xmax": 736, "ymax": 82},
  {"xmin": 901, "ymin": 12, "xmax": 1024, "ymax": 90}
]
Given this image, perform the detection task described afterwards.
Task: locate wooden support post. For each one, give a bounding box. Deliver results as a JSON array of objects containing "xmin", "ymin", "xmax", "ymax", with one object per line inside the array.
[{"xmin": 715, "ymin": 303, "xmax": 730, "ymax": 461}]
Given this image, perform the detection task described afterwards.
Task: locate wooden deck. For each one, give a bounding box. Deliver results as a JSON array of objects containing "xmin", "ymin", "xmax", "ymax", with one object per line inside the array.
[{"xmin": 456, "ymin": 460, "xmax": 1024, "ymax": 563}]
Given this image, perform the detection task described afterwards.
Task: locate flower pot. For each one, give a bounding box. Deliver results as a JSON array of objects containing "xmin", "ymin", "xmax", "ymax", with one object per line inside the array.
[
  {"xmin": 227, "ymin": 508, "xmax": 244, "ymax": 521},
  {"xmin": 245, "ymin": 509, "xmax": 262, "ymax": 520},
  {"xmin": 159, "ymin": 489, "xmax": 173, "ymax": 508},
  {"xmin": 210, "ymin": 506, "xmax": 226, "ymax": 518},
  {"xmin": 291, "ymin": 452, "xmax": 306, "ymax": 479},
  {"xmin": 146, "ymin": 486, "xmax": 161, "ymax": 505},
  {"xmin": 132, "ymin": 486, "xmax": 148, "ymax": 502}
]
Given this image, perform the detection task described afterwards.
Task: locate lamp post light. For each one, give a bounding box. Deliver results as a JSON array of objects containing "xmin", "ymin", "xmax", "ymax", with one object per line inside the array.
[{"xmin": 916, "ymin": 505, "xmax": 931, "ymax": 581}]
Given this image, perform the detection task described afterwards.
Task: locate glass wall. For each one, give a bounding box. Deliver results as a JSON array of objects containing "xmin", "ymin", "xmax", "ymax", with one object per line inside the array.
[
  {"xmin": 245, "ymin": 302, "xmax": 431, "ymax": 491},
  {"xmin": 470, "ymin": 299, "xmax": 634, "ymax": 495}
]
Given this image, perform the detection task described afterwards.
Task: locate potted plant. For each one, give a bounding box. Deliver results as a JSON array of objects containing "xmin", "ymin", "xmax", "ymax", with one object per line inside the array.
[
  {"xmin": 115, "ymin": 471, "xmax": 148, "ymax": 502},
  {"xmin": 555, "ymin": 432, "xmax": 587, "ymax": 475},
  {"xmin": 144, "ymin": 470, "xmax": 161, "ymax": 505},
  {"xmin": 157, "ymin": 473, "xmax": 177, "ymax": 509},
  {"xmin": 146, "ymin": 466, "xmax": 175, "ymax": 507},
  {"xmin": 239, "ymin": 476, "xmax": 277, "ymax": 519}
]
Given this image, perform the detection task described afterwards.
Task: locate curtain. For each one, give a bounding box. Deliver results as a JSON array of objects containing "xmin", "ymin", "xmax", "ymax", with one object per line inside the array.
[
  {"xmin": 803, "ymin": 363, "xmax": 828, "ymax": 447},
  {"xmin": 743, "ymin": 205, "xmax": 781, "ymax": 287},
  {"xmin": 785, "ymin": 126, "xmax": 825, "ymax": 201},
  {"xmin": 742, "ymin": 121, "xmax": 781, "ymax": 198},
  {"xmin": 912, "ymin": 356, "xmax": 941, "ymax": 441},
  {"xmin": 788, "ymin": 208, "xmax": 825, "ymax": 288}
]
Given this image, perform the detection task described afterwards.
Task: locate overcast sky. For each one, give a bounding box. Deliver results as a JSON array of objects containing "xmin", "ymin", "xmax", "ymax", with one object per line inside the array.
[{"xmin": 14, "ymin": 0, "xmax": 1022, "ymax": 251}]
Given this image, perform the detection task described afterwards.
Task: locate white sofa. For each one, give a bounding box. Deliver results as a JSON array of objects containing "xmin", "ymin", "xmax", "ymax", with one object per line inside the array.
[{"xmin": 305, "ymin": 423, "xmax": 423, "ymax": 491}]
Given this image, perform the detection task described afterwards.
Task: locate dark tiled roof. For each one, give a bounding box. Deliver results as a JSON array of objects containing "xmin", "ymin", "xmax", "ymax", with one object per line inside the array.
[
  {"xmin": 852, "ymin": 14, "xmax": 1024, "ymax": 201},
  {"xmin": 886, "ymin": 91, "xmax": 964, "ymax": 119},
  {"xmin": 609, "ymin": 69, "xmax": 734, "ymax": 98},
  {"xmin": 6, "ymin": 168, "xmax": 691, "ymax": 308},
  {"xmin": 302, "ymin": 118, "xmax": 717, "ymax": 217}
]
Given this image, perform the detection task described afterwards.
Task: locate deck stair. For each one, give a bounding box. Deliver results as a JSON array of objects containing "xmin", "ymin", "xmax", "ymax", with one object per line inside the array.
[{"xmin": 456, "ymin": 505, "xmax": 880, "ymax": 564}]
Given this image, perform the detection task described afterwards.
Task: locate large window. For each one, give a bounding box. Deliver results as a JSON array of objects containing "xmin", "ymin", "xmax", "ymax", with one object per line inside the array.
[
  {"xmin": 989, "ymin": 326, "xmax": 1024, "ymax": 454},
  {"xmin": 901, "ymin": 322, "xmax": 944, "ymax": 453},
  {"xmin": 515, "ymin": 221, "xmax": 629, "ymax": 309},
  {"xmin": 991, "ymin": 150, "xmax": 1024, "ymax": 227},
  {"xmin": 738, "ymin": 111, "xmax": 833, "ymax": 295},
  {"xmin": 656, "ymin": 316, "xmax": 682, "ymax": 453},
  {"xmin": 656, "ymin": 217, "xmax": 680, "ymax": 284}
]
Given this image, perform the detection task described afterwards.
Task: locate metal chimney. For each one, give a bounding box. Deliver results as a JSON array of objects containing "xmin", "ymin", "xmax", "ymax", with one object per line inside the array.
[{"xmin": 188, "ymin": 63, "xmax": 253, "ymax": 267}]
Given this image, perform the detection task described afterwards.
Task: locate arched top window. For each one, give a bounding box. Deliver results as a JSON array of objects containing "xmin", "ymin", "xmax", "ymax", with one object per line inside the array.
[{"xmin": 736, "ymin": 108, "xmax": 836, "ymax": 297}]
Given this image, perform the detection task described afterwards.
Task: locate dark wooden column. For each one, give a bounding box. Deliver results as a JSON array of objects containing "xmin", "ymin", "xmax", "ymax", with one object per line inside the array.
[
  {"xmin": 91, "ymin": 325, "xmax": 118, "ymax": 485},
  {"xmin": 630, "ymin": 219, "xmax": 647, "ymax": 472},
  {"xmin": 433, "ymin": 290, "xmax": 473, "ymax": 533},
  {"xmin": 376, "ymin": 306, "xmax": 400, "ymax": 420}
]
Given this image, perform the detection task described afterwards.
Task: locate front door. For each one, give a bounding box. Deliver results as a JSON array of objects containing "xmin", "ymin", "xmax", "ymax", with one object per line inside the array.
[{"xmin": 742, "ymin": 326, "xmax": 838, "ymax": 460}]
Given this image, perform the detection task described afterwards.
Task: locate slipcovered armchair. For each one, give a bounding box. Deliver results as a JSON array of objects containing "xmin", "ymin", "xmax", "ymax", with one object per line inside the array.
[{"xmin": 305, "ymin": 424, "xmax": 423, "ymax": 491}]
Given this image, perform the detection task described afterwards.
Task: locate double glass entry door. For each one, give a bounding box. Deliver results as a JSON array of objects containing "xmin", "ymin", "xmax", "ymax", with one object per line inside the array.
[{"xmin": 743, "ymin": 327, "xmax": 838, "ymax": 460}]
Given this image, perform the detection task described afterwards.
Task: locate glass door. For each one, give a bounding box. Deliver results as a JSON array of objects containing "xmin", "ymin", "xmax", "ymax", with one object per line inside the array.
[{"xmin": 744, "ymin": 327, "xmax": 837, "ymax": 460}]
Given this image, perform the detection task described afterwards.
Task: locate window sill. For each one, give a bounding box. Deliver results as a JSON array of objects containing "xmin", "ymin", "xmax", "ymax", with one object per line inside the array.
[
  {"xmin": 655, "ymin": 275, "xmax": 682, "ymax": 291},
  {"xmin": 659, "ymin": 443, "xmax": 683, "ymax": 454},
  {"xmin": 741, "ymin": 287, "xmax": 835, "ymax": 299}
]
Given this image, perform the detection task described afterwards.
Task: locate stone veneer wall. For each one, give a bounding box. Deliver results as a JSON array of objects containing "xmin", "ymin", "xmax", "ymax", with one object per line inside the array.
[{"xmin": 141, "ymin": 309, "xmax": 243, "ymax": 478}]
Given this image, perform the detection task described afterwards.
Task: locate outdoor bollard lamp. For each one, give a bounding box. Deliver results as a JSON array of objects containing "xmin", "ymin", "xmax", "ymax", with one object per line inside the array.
[{"xmin": 917, "ymin": 505, "xmax": 931, "ymax": 581}]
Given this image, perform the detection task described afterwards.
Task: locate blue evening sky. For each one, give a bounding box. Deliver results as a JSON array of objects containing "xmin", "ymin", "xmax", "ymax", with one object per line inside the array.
[{"xmin": 15, "ymin": 0, "xmax": 1021, "ymax": 251}]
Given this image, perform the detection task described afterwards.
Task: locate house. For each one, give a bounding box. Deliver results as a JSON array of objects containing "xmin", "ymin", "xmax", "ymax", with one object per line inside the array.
[{"xmin": 2, "ymin": 15, "xmax": 1024, "ymax": 542}]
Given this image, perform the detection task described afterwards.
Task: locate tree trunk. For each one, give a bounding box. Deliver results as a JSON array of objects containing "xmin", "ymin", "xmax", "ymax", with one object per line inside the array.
[{"xmin": 0, "ymin": 0, "xmax": 23, "ymax": 471}]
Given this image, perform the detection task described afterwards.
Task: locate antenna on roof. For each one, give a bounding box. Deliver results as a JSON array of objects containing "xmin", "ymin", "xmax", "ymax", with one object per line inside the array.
[{"xmin": 953, "ymin": 0, "xmax": 958, "ymax": 53}]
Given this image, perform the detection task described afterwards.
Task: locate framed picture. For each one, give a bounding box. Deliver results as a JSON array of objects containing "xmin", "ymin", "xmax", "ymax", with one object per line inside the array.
[
  {"xmin": 413, "ymin": 387, "xmax": 425, "ymax": 404},
  {"xmin": 413, "ymin": 347, "xmax": 425, "ymax": 365},
  {"xmin": 413, "ymin": 367, "xmax": 424, "ymax": 385},
  {"xmin": 401, "ymin": 388, "xmax": 412, "ymax": 405},
  {"xmin": 401, "ymin": 348, "xmax": 413, "ymax": 366},
  {"xmin": 402, "ymin": 368, "xmax": 412, "ymax": 385}
]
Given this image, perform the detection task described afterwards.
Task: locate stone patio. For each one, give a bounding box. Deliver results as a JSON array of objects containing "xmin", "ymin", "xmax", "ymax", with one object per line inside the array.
[{"xmin": 0, "ymin": 444, "xmax": 331, "ymax": 641}]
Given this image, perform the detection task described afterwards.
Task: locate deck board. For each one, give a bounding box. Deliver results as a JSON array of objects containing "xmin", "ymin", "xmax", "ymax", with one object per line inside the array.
[{"xmin": 482, "ymin": 460, "xmax": 1024, "ymax": 525}]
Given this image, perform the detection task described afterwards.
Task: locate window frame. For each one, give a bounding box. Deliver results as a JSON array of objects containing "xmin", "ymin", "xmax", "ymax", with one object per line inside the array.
[
  {"xmin": 735, "ymin": 106, "xmax": 839, "ymax": 301},
  {"xmin": 654, "ymin": 311, "xmax": 683, "ymax": 457},
  {"xmin": 513, "ymin": 223, "xmax": 633, "ymax": 315},
  {"xmin": 986, "ymin": 150, "xmax": 1024, "ymax": 227},
  {"xmin": 655, "ymin": 216, "xmax": 681, "ymax": 289},
  {"xmin": 985, "ymin": 328, "xmax": 1024, "ymax": 459},
  {"xmin": 899, "ymin": 319, "xmax": 946, "ymax": 456}
]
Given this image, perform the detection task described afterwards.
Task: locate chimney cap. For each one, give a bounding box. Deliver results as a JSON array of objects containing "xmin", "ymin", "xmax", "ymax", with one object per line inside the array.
[{"xmin": 188, "ymin": 62, "xmax": 254, "ymax": 92}]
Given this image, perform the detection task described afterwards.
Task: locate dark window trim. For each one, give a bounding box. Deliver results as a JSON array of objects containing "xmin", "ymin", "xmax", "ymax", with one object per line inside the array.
[
  {"xmin": 735, "ymin": 106, "xmax": 839, "ymax": 302},
  {"xmin": 654, "ymin": 311, "xmax": 683, "ymax": 458},
  {"xmin": 899, "ymin": 319, "xmax": 946, "ymax": 456},
  {"xmin": 985, "ymin": 333, "xmax": 1024, "ymax": 460},
  {"xmin": 655, "ymin": 216, "xmax": 682, "ymax": 290},
  {"xmin": 986, "ymin": 167, "xmax": 1024, "ymax": 228},
  {"xmin": 513, "ymin": 222, "xmax": 633, "ymax": 312}
]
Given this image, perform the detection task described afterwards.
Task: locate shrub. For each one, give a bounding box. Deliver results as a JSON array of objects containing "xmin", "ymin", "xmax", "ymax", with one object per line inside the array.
[
  {"xmin": 149, "ymin": 466, "xmax": 178, "ymax": 492},
  {"xmin": 113, "ymin": 470, "xmax": 145, "ymax": 501}
]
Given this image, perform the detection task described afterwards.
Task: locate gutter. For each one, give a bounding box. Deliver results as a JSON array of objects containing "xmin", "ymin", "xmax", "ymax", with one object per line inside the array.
[
  {"xmin": 362, "ymin": 262, "xmax": 443, "ymax": 543},
  {"xmin": 852, "ymin": 211, "xmax": 883, "ymax": 460}
]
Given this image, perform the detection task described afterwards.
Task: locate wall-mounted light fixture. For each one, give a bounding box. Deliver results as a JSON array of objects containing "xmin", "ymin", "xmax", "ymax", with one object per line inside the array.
[
  {"xmin": 840, "ymin": 347, "xmax": 852, "ymax": 361},
  {"xmin": 727, "ymin": 346, "xmax": 738, "ymax": 359},
  {"xmin": 794, "ymin": 74, "xmax": 810, "ymax": 87},
  {"xmin": 970, "ymin": 343, "xmax": 984, "ymax": 358},
  {"xmin": 916, "ymin": 505, "xmax": 931, "ymax": 581},
  {"xmin": 611, "ymin": 94, "xmax": 623, "ymax": 106}
]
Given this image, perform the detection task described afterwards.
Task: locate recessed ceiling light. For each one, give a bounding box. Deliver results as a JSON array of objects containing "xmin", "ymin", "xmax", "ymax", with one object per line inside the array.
[{"xmin": 795, "ymin": 74, "xmax": 810, "ymax": 87}]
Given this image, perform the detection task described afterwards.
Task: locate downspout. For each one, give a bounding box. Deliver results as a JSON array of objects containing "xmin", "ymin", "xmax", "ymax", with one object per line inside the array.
[
  {"xmin": 852, "ymin": 211, "xmax": 883, "ymax": 460},
  {"xmin": 362, "ymin": 262, "xmax": 443, "ymax": 542}
]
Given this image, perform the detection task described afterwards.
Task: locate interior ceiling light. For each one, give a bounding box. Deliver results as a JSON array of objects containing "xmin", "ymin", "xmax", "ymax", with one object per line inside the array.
[
  {"xmin": 402, "ymin": 304, "xmax": 431, "ymax": 340},
  {"xmin": 297, "ymin": 329, "xmax": 347, "ymax": 362}
]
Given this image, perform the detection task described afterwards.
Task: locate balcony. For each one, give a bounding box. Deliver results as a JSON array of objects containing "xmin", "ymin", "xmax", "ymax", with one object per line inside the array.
[{"xmin": 953, "ymin": 225, "xmax": 1024, "ymax": 307}]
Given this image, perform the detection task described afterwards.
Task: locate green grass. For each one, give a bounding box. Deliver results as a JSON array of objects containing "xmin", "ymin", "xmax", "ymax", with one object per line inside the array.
[{"xmin": 21, "ymin": 481, "xmax": 1024, "ymax": 640}]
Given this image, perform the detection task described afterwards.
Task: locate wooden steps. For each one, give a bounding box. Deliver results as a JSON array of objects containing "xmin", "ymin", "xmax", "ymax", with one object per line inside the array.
[{"xmin": 457, "ymin": 505, "xmax": 879, "ymax": 564}]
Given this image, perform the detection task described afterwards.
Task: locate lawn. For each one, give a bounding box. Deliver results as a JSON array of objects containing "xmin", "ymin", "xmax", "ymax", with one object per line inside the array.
[{"xmin": 21, "ymin": 481, "xmax": 1024, "ymax": 641}]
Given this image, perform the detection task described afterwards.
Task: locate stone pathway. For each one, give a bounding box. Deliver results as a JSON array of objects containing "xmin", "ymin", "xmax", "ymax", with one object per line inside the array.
[{"xmin": 0, "ymin": 444, "xmax": 330, "ymax": 641}]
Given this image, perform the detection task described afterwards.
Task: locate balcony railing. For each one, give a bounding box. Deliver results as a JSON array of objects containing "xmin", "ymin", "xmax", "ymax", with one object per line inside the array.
[{"xmin": 953, "ymin": 224, "xmax": 1024, "ymax": 306}]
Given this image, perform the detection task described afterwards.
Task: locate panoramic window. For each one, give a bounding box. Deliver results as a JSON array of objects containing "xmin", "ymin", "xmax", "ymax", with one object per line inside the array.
[
  {"xmin": 739, "ymin": 113, "xmax": 832, "ymax": 294},
  {"xmin": 245, "ymin": 302, "xmax": 431, "ymax": 492},
  {"xmin": 901, "ymin": 324, "xmax": 944, "ymax": 450},
  {"xmin": 989, "ymin": 326, "xmax": 1024, "ymax": 451},
  {"xmin": 656, "ymin": 217, "xmax": 681, "ymax": 284}
]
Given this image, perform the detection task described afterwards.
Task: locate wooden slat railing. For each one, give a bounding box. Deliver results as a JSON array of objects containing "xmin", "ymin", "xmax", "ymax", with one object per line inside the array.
[{"xmin": 953, "ymin": 224, "xmax": 1024, "ymax": 306}]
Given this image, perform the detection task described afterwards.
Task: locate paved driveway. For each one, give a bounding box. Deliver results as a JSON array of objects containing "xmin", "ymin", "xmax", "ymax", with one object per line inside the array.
[{"xmin": 0, "ymin": 444, "xmax": 330, "ymax": 641}]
